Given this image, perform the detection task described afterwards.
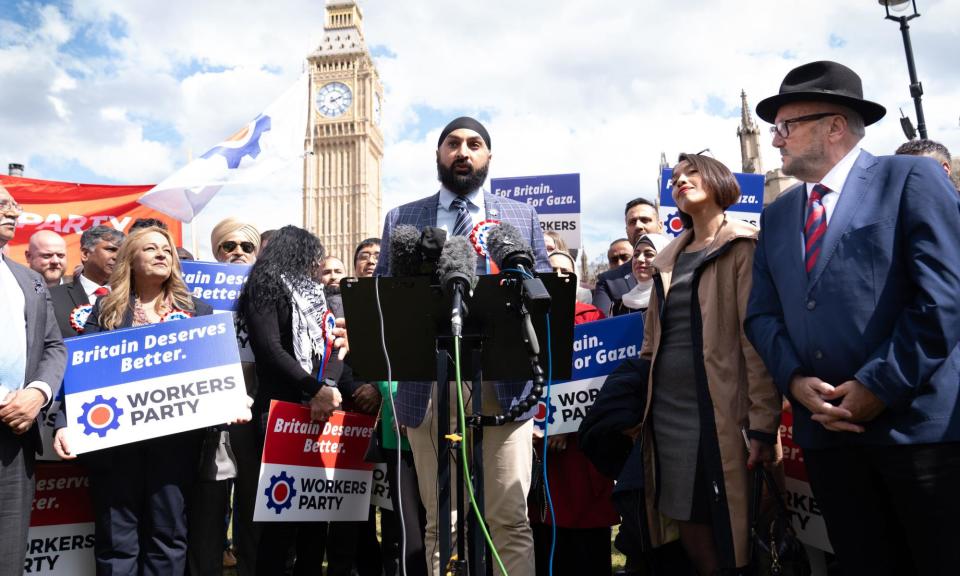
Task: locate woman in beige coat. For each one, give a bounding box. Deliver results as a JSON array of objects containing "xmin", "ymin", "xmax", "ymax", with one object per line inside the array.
[{"xmin": 639, "ymin": 153, "xmax": 780, "ymax": 575}]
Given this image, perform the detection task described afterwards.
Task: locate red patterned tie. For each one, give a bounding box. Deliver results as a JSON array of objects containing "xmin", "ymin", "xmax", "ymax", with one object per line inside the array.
[
  {"xmin": 804, "ymin": 184, "xmax": 831, "ymax": 274},
  {"xmin": 93, "ymin": 286, "xmax": 110, "ymax": 297}
]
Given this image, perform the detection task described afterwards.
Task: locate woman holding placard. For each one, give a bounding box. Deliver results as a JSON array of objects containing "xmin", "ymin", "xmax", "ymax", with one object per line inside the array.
[
  {"xmin": 238, "ymin": 225, "xmax": 357, "ymax": 576},
  {"xmin": 53, "ymin": 226, "xmax": 213, "ymax": 575}
]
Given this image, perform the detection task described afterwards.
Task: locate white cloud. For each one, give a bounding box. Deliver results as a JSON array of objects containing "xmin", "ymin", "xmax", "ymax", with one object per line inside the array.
[{"xmin": 2, "ymin": 0, "xmax": 959, "ymax": 263}]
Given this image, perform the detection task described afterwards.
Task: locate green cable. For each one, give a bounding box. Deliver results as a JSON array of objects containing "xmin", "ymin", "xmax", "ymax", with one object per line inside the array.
[{"xmin": 454, "ymin": 335, "xmax": 509, "ymax": 576}]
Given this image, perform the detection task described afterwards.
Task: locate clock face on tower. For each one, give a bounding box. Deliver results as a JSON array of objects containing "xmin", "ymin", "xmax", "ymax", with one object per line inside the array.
[{"xmin": 316, "ymin": 82, "xmax": 353, "ymax": 118}]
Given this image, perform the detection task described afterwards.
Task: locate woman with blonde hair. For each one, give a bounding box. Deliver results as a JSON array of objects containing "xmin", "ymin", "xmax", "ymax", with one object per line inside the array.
[{"xmin": 54, "ymin": 226, "xmax": 213, "ymax": 575}]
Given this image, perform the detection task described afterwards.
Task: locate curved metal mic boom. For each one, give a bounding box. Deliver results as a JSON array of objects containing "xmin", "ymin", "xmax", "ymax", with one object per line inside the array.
[{"xmin": 483, "ymin": 223, "xmax": 552, "ymax": 425}]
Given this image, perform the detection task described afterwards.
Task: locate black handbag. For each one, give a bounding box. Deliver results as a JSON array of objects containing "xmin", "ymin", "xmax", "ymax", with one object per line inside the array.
[{"xmin": 750, "ymin": 466, "xmax": 811, "ymax": 576}]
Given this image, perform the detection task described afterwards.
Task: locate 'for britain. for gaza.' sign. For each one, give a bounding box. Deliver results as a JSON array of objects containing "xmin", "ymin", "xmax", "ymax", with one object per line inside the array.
[
  {"xmin": 659, "ymin": 168, "xmax": 764, "ymax": 237},
  {"xmin": 62, "ymin": 314, "xmax": 249, "ymax": 454}
]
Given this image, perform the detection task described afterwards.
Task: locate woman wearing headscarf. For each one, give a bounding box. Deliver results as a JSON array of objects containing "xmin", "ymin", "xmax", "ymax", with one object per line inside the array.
[
  {"xmin": 53, "ymin": 226, "xmax": 214, "ymax": 575},
  {"xmin": 530, "ymin": 250, "xmax": 620, "ymax": 575},
  {"xmin": 612, "ymin": 233, "xmax": 671, "ymax": 316},
  {"xmin": 188, "ymin": 218, "xmax": 262, "ymax": 576},
  {"xmin": 238, "ymin": 225, "xmax": 357, "ymax": 576},
  {"xmin": 637, "ymin": 154, "xmax": 780, "ymax": 574}
]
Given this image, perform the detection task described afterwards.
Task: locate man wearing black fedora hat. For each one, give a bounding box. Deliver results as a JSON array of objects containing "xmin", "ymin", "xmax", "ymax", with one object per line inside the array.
[{"xmin": 745, "ymin": 60, "xmax": 960, "ymax": 575}]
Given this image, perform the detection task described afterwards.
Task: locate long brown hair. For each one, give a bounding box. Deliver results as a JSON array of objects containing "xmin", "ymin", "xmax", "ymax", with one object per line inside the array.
[{"xmin": 98, "ymin": 226, "xmax": 194, "ymax": 330}]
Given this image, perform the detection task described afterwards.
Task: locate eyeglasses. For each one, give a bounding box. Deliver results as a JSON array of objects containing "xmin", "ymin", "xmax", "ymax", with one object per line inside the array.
[
  {"xmin": 356, "ymin": 251, "xmax": 379, "ymax": 263},
  {"xmin": 769, "ymin": 113, "xmax": 844, "ymax": 139},
  {"xmin": 608, "ymin": 254, "xmax": 631, "ymax": 264},
  {"xmin": 0, "ymin": 199, "xmax": 23, "ymax": 214},
  {"xmin": 219, "ymin": 241, "xmax": 256, "ymax": 254}
]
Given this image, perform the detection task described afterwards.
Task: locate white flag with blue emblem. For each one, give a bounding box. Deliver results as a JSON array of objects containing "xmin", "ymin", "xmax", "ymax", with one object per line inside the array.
[{"xmin": 138, "ymin": 74, "xmax": 308, "ymax": 222}]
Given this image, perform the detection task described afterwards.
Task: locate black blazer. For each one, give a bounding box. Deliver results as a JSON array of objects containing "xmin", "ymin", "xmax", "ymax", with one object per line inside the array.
[
  {"xmin": 50, "ymin": 279, "xmax": 90, "ymax": 338},
  {"xmin": 592, "ymin": 260, "xmax": 638, "ymax": 316},
  {"xmin": 243, "ymin": 295, "xmax": 352, "ymax": 422}
]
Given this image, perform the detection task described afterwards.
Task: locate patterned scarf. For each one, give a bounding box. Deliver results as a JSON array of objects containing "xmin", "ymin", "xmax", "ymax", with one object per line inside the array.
[{"xmin": 281, "ymin": 274, "xmax": 329, "ymax": 375}]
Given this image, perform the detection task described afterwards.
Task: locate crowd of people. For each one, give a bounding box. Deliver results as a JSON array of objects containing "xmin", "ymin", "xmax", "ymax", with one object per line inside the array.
[{"xmin": 1, "ymin": 58, "xmax": 960, "ymax": 576}]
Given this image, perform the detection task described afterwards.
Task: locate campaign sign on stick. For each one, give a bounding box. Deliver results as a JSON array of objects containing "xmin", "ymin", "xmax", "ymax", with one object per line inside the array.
[
  {"xmin": 182, "ymin": 261, "xmax": 254, "ymax": 362},
  {"xmin": 62, "ymin": 314, "xmax": 248, "ymax": 454},
  {"xmin": 181, "ymin": 261, "xmax": 250, "ymax": 312},
  {"xmin": 371, "ymin": 463, "xmax": 393, "ymax": 511},
  {"xmin": 658, "ymin": 168, "xmax": 764, "ymax": 237},
  {"xmin": 491, "ymin": 173, "xmax": 581, "ymax": 255},
  {"xmin": 25, "ymin": 463, "xmax": 95, "ymax": 575},
  {"xmin": 780, "ymin": 410, "xmax": 833, "ymax": 552},
  {"xmin": 534, "ymin": 313, "xmax": 643, "ymax": 435},
  {"xmin": 254, "ymin": 401, "xmax": 376, "ymax": 522}
]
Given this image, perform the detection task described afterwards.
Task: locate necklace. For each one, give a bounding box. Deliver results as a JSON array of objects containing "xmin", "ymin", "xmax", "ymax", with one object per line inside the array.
[{"xmin": 133, "ymin": 295, "xmax": 172, "ymax": 326}]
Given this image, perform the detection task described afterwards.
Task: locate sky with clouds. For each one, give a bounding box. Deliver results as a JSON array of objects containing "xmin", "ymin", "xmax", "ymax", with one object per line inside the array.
[{"xmin": 2, "ymin": 0, "xmax": 958, "ymax": 261}]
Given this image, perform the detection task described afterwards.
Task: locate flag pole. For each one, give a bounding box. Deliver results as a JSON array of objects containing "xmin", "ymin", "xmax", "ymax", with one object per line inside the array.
[{"xmin": 187, "ymin": 148, "xmax": 199, "ymax": 258}]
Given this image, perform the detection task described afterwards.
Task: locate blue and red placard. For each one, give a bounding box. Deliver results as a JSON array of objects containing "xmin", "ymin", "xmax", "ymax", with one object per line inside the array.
[
  {"xmin": 534, "ymin": 313, "xmax": 643, "ymax": 435},
  {"xmin": 254, "ymin": 401, "xmax": 376, "ymax": 522},
  {"xmin": 658, "ymin": 168, "xmax": 764, "ymax": 237},
  {"xmin": 62, "ymin": 314, "xmax": 248, "ymax": 454},
  {"xmin": 490, "ymin": 173, "xmax": 581, "ymax": 254}
]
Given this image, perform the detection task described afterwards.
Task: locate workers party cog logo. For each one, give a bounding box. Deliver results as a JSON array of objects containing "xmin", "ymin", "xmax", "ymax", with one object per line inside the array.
[
  {"xmin": 78, "ymin": 395, "xmax": 123, "ymax": 437},
  {"xmin": 265, "ymin": 471, "xmax": 297, "ymax": 514},
  {"xmin": 201, "ymin": 114, "xmax": 272, "ymax": 169},
  {"xmin": 664, "ymin": 211, "xmax": 685, "ymax": 237},
  {"xmin": 533, "ymin": 397, "xmax": 558, "ymax": 432}
]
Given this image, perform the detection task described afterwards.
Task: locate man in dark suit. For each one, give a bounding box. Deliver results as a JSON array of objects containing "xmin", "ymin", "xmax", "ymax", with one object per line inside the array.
[
  {"xmin": 745, "ymin": 61, "xmax": 960, "ymax": 576},
  {"xmin": 373, "ymin": 117, "xmax": 549, "ymax": 576},
  {"xmin": 592, "ymin": 197, "xmax": 662, "ymax": 315},
  {"xmin": 0, "ymin": 183, "xmax": 67, "ymax": 576},
  {"xmin": 50, "ymin": 225, "xmax": 124, "ymax": 338}
]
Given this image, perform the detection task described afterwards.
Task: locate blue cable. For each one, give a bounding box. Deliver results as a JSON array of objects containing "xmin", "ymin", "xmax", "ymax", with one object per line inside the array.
[{"xmin": 542, "ymin": 314, "xmax": 557, "ymax": 576}]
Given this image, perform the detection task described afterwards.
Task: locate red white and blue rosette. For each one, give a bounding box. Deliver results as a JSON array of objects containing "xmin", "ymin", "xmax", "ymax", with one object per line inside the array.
[
  {"xmin": 469, "ymin": 219, "xmax": 499, "ymax": 257},
  {"xmin": 470, "ymin": 219, "xmax": 500, "ymax": 274},
  {"xmin": 161, "ymin": 309, "xmax": 193, "ymax": 322},
  {"xmin": 69, "ymin": 304, "xmax": 94, "ymax": 334}
]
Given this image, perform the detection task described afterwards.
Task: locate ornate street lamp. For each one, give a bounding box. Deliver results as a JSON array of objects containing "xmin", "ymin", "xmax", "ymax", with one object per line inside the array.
[{"xmin": 879, "ymin": 0, "xmax": 927, "ymax": 139}]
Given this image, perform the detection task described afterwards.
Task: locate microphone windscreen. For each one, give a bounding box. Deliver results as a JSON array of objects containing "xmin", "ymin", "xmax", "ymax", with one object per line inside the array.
[
  {"xmin": 418, "ymin": 227, "xmax": 447, "ymax": 273},
  {"xmin": 486, "ymin": 222, "xmax": 535, "ymax": 269},
  {"xmin": 389, "ymin": 225, "xmax": 422, "ymax": 277},
  {"xmin": 437, "ymin": 235, "xmax": 477, "ymax": 288}
]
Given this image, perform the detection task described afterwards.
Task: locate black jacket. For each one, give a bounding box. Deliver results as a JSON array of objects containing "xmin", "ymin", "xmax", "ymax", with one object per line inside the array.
[
  {"xmin": 243, "ymin": 294, "xmax": 354, "ymax": 424},
  {"xmin": 50, "ymin": 279, "xmax": 90, "ymax": 338}
]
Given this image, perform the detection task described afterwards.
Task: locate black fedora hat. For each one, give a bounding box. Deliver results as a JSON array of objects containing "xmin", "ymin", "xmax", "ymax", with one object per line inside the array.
[{"xmin": 756, "ymin": 60, "xmax": 886, "ymax": 126}]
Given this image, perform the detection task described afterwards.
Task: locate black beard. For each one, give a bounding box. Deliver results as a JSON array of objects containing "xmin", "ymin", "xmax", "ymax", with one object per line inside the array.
[{"xmin": 437, "ymin": 158, "xmax": 489, "ymax": 195}]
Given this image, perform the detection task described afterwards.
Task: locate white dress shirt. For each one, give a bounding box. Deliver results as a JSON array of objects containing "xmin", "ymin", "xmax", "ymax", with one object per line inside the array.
[
  {"xmin": 804, "ymin": 145, "xmax": 863, "ymax": 225},
  {"xmin": 78, "ymin": 273, "xmax": 108, "ymax": 306},
  {"xmin": 436, "ymin": 187, "xmax": 485, "ymax": 235},
  {"xmin": 0, "ymin": 253, "xmax": 27, "ymax": 398}
]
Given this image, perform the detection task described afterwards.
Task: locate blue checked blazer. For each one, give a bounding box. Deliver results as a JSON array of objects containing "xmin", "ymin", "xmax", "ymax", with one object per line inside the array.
[{"xmin": 373, "ymin": 189, "xmax": 551, "ymax": 427}]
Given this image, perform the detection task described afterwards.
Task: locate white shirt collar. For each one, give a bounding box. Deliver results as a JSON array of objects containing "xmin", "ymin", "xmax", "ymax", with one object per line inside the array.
[
  {"xmin": 438, "ymin": 187, "xmax": 484, "ymax": 212},
  {"xmin": 78, "ymin": 273, "xmax": 106, "ymax": 300},
  {"xmin": 805, "ymin": 145, "xmax": 862, "ymax": 196}
]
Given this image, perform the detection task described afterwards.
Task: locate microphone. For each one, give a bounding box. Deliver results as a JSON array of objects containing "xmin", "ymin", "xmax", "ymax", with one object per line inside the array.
[
  {"xmin": 486, "ymin": 223, "xmax": 551, "ymax": 317},
  {"xmin": 482, "ymin": 223, "xmax": 552, "ymax": 425},
  {"xmin": 388, "ymin": 225, "xmax": 422, "ymax": 277},
  {"xmin": 486, "ymin": 222, "xmax": 536, "ymax": 276},
  {"xmin": 436, "ymin": 236, "xmax": 477, "ymax": 337},
  {"xmin": 388, "ymin": 225, "xmax": 447, "ymax": 277}
]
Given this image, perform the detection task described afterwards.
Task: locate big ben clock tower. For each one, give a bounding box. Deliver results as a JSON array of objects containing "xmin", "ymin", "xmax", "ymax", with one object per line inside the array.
[{"xmin": 304, "ymin": 0, "xmax": 383, "ymax": 274}]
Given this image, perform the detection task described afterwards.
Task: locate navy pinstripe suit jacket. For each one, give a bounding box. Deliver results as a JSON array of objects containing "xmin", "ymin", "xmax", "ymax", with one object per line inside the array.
[{"xmin": 373, "ymin": 189, "xmax": 551, "ymax": 427}]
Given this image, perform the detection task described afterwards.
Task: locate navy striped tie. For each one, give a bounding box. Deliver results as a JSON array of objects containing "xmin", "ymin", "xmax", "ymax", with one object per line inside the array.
[
  {"xmin": 451, "ymin": 196, "xmax": 472, "ymax": 237},
  {"xmin": 804, "ymin": 184, "xmax": 831, "ymax": 274}
]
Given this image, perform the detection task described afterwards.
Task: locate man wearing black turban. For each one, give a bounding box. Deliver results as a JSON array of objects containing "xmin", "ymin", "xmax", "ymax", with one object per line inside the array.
[{"xmin": 373, "ymin": 117, "xmax": 549, "ymax": 575}]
